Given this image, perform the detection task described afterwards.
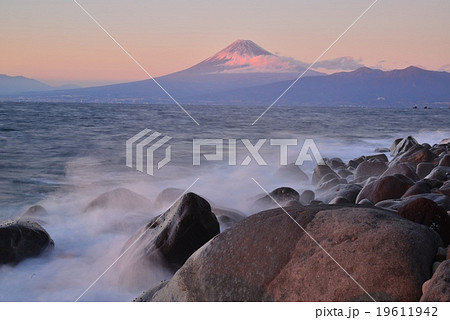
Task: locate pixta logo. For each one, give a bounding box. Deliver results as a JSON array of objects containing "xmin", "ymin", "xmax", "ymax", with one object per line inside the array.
[
  {"xmin": 126, "ymin": 129, "xmax": 172, "ymax": 176},
  {"xmin": 126, "ymin": 130, "xmax": 324, "ymax": 176}
]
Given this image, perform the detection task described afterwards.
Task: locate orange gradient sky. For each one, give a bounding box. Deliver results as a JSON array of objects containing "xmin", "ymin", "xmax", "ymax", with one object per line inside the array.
[{"xmin": 1, "ymin": 0, "xmax": 449, "ymax": 86}]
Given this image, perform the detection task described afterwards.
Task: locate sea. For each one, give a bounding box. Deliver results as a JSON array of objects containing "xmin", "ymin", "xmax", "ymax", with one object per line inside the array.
[{"xmin": 0, "ymin": 101, "xmax": 449, "ymax": 301}]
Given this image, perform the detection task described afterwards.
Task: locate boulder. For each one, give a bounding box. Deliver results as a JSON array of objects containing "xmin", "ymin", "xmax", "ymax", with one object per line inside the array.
[
  {"xmin": 325, "ymin": 158, "xmax": 345, "ymax": 170},
  {"xmin": 376, "ymin": 193, "xmax": 450, "ymax": 212},
  {"xmin": 439, "ymin": 181, "xmax": 450, "ymax": 196},
  {"xmin": 312, "ymin": 165, "xmax": 336, "ymax": 185},
  {"xmin": 438, "ymin": 155, "xmax": 450, "ymax": 167},
  {"xmin": 213, "ymin": 208, "xmax": 246, "ymax": 231},
  {"xmin": 253, "ymin": 187, "xmax": 300, "ymax": 210},
  {"xmin": 397, "ymin": 198, "xmax": 450, "ymax": 246},
  {"xmin": 365, "ymin": 154, "xmax": 389, "ymax": 163},
  {"xmin": 318, "ymin": 184, "xmax": 362, "ymax": 204},
  {"xmin": 0, "ymin": 220, "xmax": 54, "ymax": 265},
  {"xmin": 356, "ymin": 174, "xmax": 414, "ymax": 204},
  {"xmin": 299, "ymin": 190, "xmax": 315, "ymax": 205},
  {"xmin": 354, "ymin": 160, "xmax": 388, "ymax": 182},
  {"xmin": 381, "ymin": 162, "xmax": 419, "ymax": 181},
  {"xmin": 347, "ymin": 156, "xmax": 365, "ymax": 170},
  {"xmin": 84, "ymin": 187, "xmax": 152, "ymax": 213},
  {"xmin": 153, "ymin": 188, "xmax": 184, "ymax": 211},
  {"xmin": 416, "ymin": 162, "xmax": 435, "ymax": 179},
  {"xmin": 401, "ymin": 181, "xmax": 431, "ymax": 198},
  {"xmin": 315, "ymin": 176, "xmax": 346, "ymax": 193},
  {"xmin": 420, "ymin": 260, "xmax": 450, "ymax": 302},
  {"xmin": 374, "ymin": 148, "xmax": 390, "ymax": 153},
  {"xmin": 391, "ymin": 136, "xmax": 418, "ymax": 157},
  {"xmin": 337, "ymin": 168, "xmax": 353, "ymax": 179},
  {"xmin": 119, "ymin": 193, "xmax": 219, "ymax": 274},
  {"xmin": 19, "ymin": 205, "xmax": 48, "ymax": 225},
  {"xmin": 424, "ymin": 166, "xmax": 450, "ymax": 181},
  {"xmin": 274, "ymin": 163, "xmax": 309, "ymax": 182},
  {"xmin": 392, "ymin": 145, "xmax": 435, "ymax": 167},
  {"xmin": 143, "ymin": 205, "xmax": 441, "ymax": 301}
]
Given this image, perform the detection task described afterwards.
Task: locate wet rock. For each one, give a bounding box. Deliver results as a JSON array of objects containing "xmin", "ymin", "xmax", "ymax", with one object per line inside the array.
[
  {"xmin": 397, "ymin": 198, "xmax": 450, "ymax": 246},
  {"xmin": 365, "ymin": 154, "xmax": 389, "ymax": 163},
  {"xmin": 416, "ymin": 162, "xmax": 435, "ymax": 179},
  {"xmin": 420, "ymin": 260, "xmax": 450, "ymax": 302},
  {"xmin": 354, "ymin": 160, "xmax": 388, "ymax": 183},
  {"xmin": 84, "ymin": 188, "xmax": 152, "ymax": 213},
  {"xmin": 0, "ymin": 220, "xmax": 54, "ymax": 265},
  {"xmin": 392, "ymin": 145, "xmax": 435, "ymax": 167},
  {"xmin": 381, "ymin": 162, "xmax": 419, "ymax": 181},
  {"xmin": 358, "ymin": 199, "xmax": 374, "ymax": 206},
  {"xmin": 119, "ymin": 192, "xmax": 219, "ymax": 273},
  {"xmin": 312, "ymin": 165, "xmax": 336, "ymax": 185},
  {"xmin": 337, "ymin": 168, "xmax": 353, "ymax": 179},
  {"xmin": 424, "ymin": 166, "xmax": 450, "ymax": 181},
  {"xmin": 253, "ymin": 187, "xmax": 300, "ymax": 210},
  {"xmin": 300, "ymin": 190, "xmax": 315, "ymax": 205},
  {"xmin": 318, "ymin": 183, "xmax": 362, "ymax": 204},
  {"xmin": 329, "ymin": 196, "xmax": 351, "ymax": 204},
  {"xmin": 213, "ymin": 208, "xmax": 246, "ymax": 231},
  {"xmin": 376, "ymin": 193, "xmax": 450, "ymax": 212},
  {"xmin": 374, "ymin": 147, "xmax": 390, "ymax": 153},
  {"xmin": 19, "ymin": 205, "xmax": 48, "ymax": 225},
  {"xmin": 347, "ymin": 156, "xmax": 365, "ymax": 170},
  {"xmin": 274, "ymin": 163, "xmax": 309, "ymax": 182},
  {"xmin": 391, "ymin": 136, "xmax": 418, "ymax": 157},
  {"xmin": 316, "ymin": 176, "xmax": 346, "ymax": 193},
  {"xmin": 435, "ymin": 247, "xmax": 448, "ymax": 262},
  {"xmin": 325, "ymin": 158, "xmax": 345, "ymax": 170},
  {"xmin": 438, "ymin": 155, "xmax": 450, "ymax": 167},
  {"xmin": 356, "ymin": 174, "xmax": 414, "ymax": 204},
  {"xmin": 401, "ymin": 181, "xmax": 431, "ymax": 198},
  {"xmin": 439, "ymin": 181, "xmax": 450, "ymax": 196},
  {"xmin": 438, "ymin": 138, "xmax": 450, "ymax": 145},
  {"xmin": 144, "ymin": 205, "xmax": 441, "ymax": 302}
]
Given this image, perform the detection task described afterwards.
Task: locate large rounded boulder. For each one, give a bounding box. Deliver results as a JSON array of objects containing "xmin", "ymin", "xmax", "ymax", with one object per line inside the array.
[
  {"xmin": 118, "ymin": 192, "xmax": 219, "ymax": 278},
  {"xmin": 420, "ymin": 260, "xmax": 450, "ymax": 302},
  {"xmin": 141, "ymin": 205, "xmax": 441, "ymax": 302},
  {"xmin": 356, "ymin": 174, "xmax": 415, "ymax": 204},
  {"xmin": 0, "ymin": 220, "xmax": 54, "ymax": 265}
]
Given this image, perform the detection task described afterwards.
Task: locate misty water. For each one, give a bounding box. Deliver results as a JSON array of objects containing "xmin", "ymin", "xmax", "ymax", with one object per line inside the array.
[{"xmin": 0, "ymin": 102, "xmax": 449, "ymax": 301}]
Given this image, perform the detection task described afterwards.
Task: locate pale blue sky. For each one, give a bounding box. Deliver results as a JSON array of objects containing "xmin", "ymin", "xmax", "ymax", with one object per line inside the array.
[{"xmin": 1, "ymin": 0, "xmax": 449, "ymax": 86}]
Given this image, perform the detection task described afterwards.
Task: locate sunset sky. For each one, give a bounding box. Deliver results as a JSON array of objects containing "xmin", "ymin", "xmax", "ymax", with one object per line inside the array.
[{"xmin": 1, "ymin": 0, "xmax": 449, "ymax": 86}]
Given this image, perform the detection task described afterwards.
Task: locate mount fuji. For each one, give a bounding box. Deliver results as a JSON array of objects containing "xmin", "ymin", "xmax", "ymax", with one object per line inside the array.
[{"xmin": 176, "ymin": 39, "xmax": 319, "ymax": 76}]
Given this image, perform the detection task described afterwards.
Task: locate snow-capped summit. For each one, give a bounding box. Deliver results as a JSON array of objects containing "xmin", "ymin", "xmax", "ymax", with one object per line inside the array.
[
  {"xmin": 181, "ymin": 39, "xmax": 317, "ymax": 75},
  {"xmin": 204, "ymin": 40, "xmax": 273, "ymax": 63}
]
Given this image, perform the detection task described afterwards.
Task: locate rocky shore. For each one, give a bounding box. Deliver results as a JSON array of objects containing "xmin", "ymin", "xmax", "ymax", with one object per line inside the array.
[{"xmin": 1, "ymin": 136, "xmax": 449, "ymax": 301}]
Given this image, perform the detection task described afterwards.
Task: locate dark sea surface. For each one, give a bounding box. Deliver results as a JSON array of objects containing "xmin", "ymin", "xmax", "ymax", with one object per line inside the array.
[{"xmin": 0, "ymin": 101, "xmax": 449, "ymax": 301}]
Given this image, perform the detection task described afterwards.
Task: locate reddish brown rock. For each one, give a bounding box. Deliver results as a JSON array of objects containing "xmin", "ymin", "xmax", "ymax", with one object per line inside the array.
[
  {"xmin": 439, "ymin": 181, "xmax": 450, "ymax": 196},
  {"xmin": 420, "ymin": 260, "xmax": 450, "ymax": 302},
  {"xmin": 439, "ymin": 155, "xmax": 450, "ymax": 167},
  {"xmin": 393, "ymin": 145, "xmax": 435, "ymax": 167},
  {"xmin": 401, "ymin": 181, "xmax": 431, "ymax": 198},
  {"xmin": 397, "ymin": 198, "xmax": 450, "ymax": 246},
  {"xmin": 382, "ymin": 162, "xmax": 419, "ymax": 181},
  {"xmin": 354, "ymin": 160, "xmax": 388, "ymax": 182},
  {"xmin": 142, "ymin": 205, "xmax": 441, "ymax": 302},
  {"xmin": 416, "ymin": 162, "xmax": 435, "ymax": 179},
  {"xmin": 356, "ymin": 174, "xmax": 414, "ymax": 204}
]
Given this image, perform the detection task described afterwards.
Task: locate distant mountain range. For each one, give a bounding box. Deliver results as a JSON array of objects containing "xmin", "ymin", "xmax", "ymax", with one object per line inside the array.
[
  {"xmin": 0, "ymin": 74, "xmax": 79, "ymax": 95},
  {"xmin": 2, "ymin": 40, "xmax": 449, "ymax": 107}
]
